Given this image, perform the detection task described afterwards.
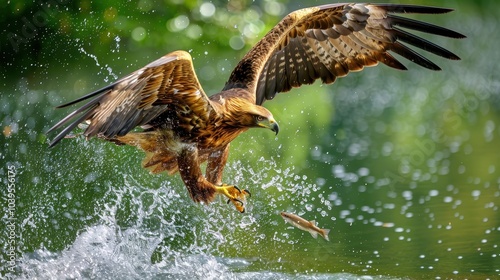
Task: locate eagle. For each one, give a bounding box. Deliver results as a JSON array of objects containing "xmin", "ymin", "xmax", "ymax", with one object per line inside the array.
[{"xmin": 48, "ymin": 3, "xmax": 465, "ymax": 213}]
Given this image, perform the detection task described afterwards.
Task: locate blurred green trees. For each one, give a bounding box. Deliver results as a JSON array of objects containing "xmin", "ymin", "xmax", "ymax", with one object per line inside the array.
[{"xmin": 1, "ymin": 0, "xmax": 494, "ymax": 92}]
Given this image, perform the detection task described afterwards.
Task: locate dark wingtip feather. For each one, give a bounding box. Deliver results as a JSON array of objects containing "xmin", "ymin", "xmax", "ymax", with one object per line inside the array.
[
  {"xmin": 393, "ymin": 28, "xmax": 462, "ymax": 60},
  {"xmin": 388, "ymin": 15, "xmax": 465, "ymax": 39},
  {"xmin": 378, "ymin": 53, "xmax": 408, "ymax": 71},
  {"xmin": 48, "ymin": 111, "xmax": 91, "ymax": 147},
  {"xmin": 47, "ymin": 99, "xmax": 100, "ymax": 147},
  {"xmin": 48, "ymin": 129, "xmax": 71, "ymax": 147},
  {"xmin": 390, "ymin": 42, "xmax": 442, "ymax": 71},
  {"xmin": 55, "ymin": 84, "xmax": 114, "ymax": 108},
  {"xmin": 47, "ymin": 81, "xmax": 113, "ymax": 146},
  {"xmin": 380, "ymin": 9, "xmax": 465, "ymax": 67},
  {"xmin": 47, "ymin": 98, "xmax": 99, "ymax": 133},
  {"xmin": 375, "ymin": 4, "xmax": 454, "ymax": 15}
]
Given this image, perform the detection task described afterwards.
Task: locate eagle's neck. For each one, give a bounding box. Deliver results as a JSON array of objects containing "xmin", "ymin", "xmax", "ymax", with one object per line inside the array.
[{"xmin": 195, "ymin": 89, "xmax": 256, "ymax": 148}]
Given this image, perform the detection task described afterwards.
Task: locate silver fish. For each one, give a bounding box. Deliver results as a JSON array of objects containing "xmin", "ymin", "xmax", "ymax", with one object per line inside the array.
[{"xmin": 280, "ymin": 212, "xmax": 330, "ymax": 241}]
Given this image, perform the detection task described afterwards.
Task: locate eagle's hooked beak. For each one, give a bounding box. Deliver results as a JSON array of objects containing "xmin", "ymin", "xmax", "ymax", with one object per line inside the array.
[
  {"xmin": 260, "ymin": 118, "xmax": 279, "ymax": 135},
  {"xmin": 270, "ymin": 120, "xmax": 279, "ymax": 135}
]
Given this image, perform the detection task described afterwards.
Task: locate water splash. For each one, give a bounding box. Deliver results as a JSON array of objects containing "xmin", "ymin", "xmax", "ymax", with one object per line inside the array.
[{"xmin": 76, "ymin": 41, "xmax": 118, "ymax": 82}]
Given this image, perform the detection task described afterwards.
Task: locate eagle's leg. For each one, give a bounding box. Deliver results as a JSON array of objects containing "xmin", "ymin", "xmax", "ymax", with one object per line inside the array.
[
  {"xmin": 177, "ymin": 145, "xmax": 248, "ymax": 212},
  {"xmin": 206, "ymin": 144, "xmax": 230, "ymax": 185},
  {"xmin": 207, "ymin": 144, "xmax": 250, "ymax": 213}
]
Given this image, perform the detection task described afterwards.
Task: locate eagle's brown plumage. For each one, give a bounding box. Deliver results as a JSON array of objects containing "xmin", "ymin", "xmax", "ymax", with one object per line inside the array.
[{"xmin": 48, "ymin": 3, "xmax": 465, "ymax": 212}]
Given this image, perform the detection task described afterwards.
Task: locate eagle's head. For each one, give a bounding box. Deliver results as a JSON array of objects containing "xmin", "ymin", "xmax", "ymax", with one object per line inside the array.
[
  {"xmin": 249, "ymin": 105, "xmax": 280, "ymax": 135},
  {"xmin": 224, "ymin": 97, "xmax": 279, "ymax": 135}
]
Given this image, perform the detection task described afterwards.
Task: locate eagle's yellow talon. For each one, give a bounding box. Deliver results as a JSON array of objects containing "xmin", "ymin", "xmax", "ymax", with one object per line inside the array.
[
  {"xmin": 216, "ymin": 184, "xmax": 249, "ymax": 213},
  {"xmin": 226, "ymin": 198, "xmax": 243, "ymax": 206},
  {"xmin": 243, "ymin": 189, "xmax": 251, "ymax": 197}
]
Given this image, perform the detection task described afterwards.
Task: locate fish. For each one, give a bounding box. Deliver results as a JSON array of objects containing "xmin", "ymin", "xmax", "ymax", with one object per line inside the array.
[{"xmin": 280, "ymin": 212, "xmax": 330, "ymax": 241}]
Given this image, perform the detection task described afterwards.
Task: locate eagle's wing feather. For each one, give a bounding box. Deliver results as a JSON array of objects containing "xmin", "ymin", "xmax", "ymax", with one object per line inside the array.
[
  {"xmin": 222, "ymin": 3, "xmax": 465, "ymax": 105},
  {"xmin": 48, "ymin": 51, "xmax": 212, "ymax": 147}
]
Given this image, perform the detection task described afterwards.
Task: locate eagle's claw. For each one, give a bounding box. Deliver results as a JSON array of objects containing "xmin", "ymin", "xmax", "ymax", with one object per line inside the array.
[
  {"xmin": 216, "ymin": 184, "xmax": 250, "ymax": 213},
  {"xmin": 226, "ymin": 198, "xmax": 243, "ymax": 206},
  {"xmin": 243, "ymin": 189, "xmax": 251, "ymax": 198}
]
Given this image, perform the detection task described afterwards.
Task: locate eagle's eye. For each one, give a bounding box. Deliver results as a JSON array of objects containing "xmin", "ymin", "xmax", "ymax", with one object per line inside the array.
[{"xmin": 255, "ymin": 115, "xmax": 265, "ymax": 122}]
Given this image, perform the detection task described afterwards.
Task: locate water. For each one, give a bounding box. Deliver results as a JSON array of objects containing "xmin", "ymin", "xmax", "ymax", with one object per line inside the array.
[{"xmin": 2, "ymin": 1, "xmax": 500, "ymax": 279}]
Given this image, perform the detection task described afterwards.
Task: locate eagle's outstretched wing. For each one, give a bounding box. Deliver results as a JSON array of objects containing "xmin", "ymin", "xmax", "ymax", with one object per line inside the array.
[
  {"xmin": 47, "ymin": 51, "xmax": 212, "ymax": 147},
  {"xmin": 222, "ymin": 3, "xmax": 466, "ymax": 105}
]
